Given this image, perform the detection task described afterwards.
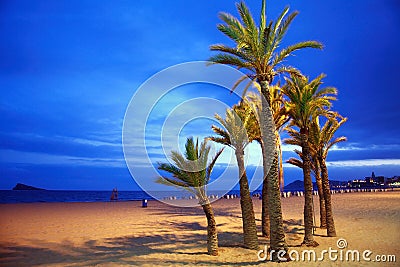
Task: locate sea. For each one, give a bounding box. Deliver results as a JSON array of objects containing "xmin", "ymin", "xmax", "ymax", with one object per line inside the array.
[
  {"xmin": 1, "ymin": 186, "xmax": 390, "ymax": 204},
  {"xmin": 0, "ymin": 189, "xmax": 254, "ymax": 204}
]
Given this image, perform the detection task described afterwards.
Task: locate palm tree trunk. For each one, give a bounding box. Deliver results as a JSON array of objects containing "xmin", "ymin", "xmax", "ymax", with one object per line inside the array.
[
  {"xmin": 314, "ymin": 159, "xmax": 326, "ymax": 228},
  {"xmin": 259, "ymin": 80, "xmax": 288, "ymax": 258},
  {"xmin": 201, "ymin": 200, "xmax": 219, "ymax": 256},
  {"xmin": 319, "ymin": 156, "xmax": 337, "ymax": 237},
  {"xmin": 236, "ymin": 149, "xmax": 259, "ymax": 250},
  {"xmin": 260, "ymin": 141, "xmax": 270, "ymax": 238},
  {"xmin": 300, "ymin": 130, "xmax": 319, "ymax": 247},
  {"xmin": 268, "ymin": 150, "xmax": 288, "ymax": 254}
]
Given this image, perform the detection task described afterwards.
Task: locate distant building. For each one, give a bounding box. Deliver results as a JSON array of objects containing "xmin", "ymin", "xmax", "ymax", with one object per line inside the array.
[
  {"xmin": 351, "ymin": 179, "xmax": 367, "ymax": 188},
  {"xmin": 348, "ymin": 173, "xmax": 399, "ymax": 188},
  {"xmin": 376, "ymin": 176, "xmax": 385, "ymax": 185},
  {"xmin": 364, "ymin": 171, "xmax": 375, "ymax": 183},
  {"xmin": 387, "ymin": 176, "xmax": 400, "ymax": 187}
]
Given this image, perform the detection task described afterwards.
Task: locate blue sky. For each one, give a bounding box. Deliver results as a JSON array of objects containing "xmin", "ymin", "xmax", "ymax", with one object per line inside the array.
[{"xmin": 0, "ymin": 0, "xmax": 399, "ymax": 190}]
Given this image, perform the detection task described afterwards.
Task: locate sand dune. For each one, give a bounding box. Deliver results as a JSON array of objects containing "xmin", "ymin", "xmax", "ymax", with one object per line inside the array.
[{"xmin": 0, "ymin": 191, "xmax": 399, "ymax": 266}]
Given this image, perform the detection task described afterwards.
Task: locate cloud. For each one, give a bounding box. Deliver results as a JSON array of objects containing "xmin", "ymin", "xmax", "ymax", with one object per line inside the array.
[
  {"xmin": 328, "ymin": 143, "xmax": 400, "ymax": 151},
  {"xmin": 0, "ymin": 149, "xmax": 125, "ymax": 168},
  {"xmin": 326, "ymin": 159, "xmax": 400, "ymax": 167},
  {"xmin": 68, "ymin": 137, "xmax": 120, "ymax": 147},
  {"xmin": 283, "ymin": 158, "xmax": 400, "ymax": 168}
]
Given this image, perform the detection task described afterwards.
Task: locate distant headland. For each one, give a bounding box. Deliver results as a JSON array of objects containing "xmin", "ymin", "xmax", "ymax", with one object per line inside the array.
[{"xmin": 12, "ymin": 183, "xmax": 45, "ymax": 191}]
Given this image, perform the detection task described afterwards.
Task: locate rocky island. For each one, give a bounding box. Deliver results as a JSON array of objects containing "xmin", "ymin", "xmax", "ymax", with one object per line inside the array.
[{"xmin": 12, "ymin": 183, "xmax": 45, "ymax": 190}]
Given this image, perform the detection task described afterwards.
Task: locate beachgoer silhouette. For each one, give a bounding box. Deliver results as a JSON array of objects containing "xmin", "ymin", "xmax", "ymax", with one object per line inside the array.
[{"xmin": 110, "ymin": 188, "xmax": 118, "ymax": 201}]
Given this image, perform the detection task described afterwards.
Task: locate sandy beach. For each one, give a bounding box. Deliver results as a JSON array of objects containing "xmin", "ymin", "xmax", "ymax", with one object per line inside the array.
[{"xmin": 0, "ymin": 191, "xmax": 399, "ymax": 266}]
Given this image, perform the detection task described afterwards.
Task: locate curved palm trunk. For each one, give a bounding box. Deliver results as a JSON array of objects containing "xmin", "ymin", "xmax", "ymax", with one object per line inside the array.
[
  {"xmin": 314, "ymin": 159, "xmax": 326, "ymax": 228},
  {"xmin": 300, "ymin": 131, "xmax": 319, "ymax": 247},
  {"xmin": 260, "ymin": 141, "xmax": 270, "ymax": 238},
  {"xmin": 319, "ymin": 157, "xmax": 337, "ymax": 237},
  {"xmin": 201, "ymin": 200, "xmax": 218, "ymax": 256},
  {"xmin": 236, "ymin": 149, "xmax": 259, "ymax": 250},
  {"xmin": 259, "ymin": 80, "xmax": 288, "ymax": 258}
]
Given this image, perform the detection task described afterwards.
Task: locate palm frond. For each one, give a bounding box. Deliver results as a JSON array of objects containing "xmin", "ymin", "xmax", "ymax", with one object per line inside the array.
[
  {"xmin": 156, "ymin": 177, "xmax": 197, "ymax": 195},
  {"xmin": 208, "ymin": 136, "xmax": 230, "ymax": 147},
  {"xmin": 208, "ymin": 54, "xmax": 250, "ymax": 70},
  {"xmin": 231, "ymin": 74, "xmax": 252, "ymax": 93},
  {"xmin": 273, "ymin": 10, "xmax": 299, "ymax": 49},
  {"xmin": 206, "ymin": 148, "xmax": 225, "ymax": 184},
  {"xmin": 287, "ymin": 157, "xmax": 303, "ymax": 169},
  {"xmin": 210, "ymin": 44, "xmax": 252, "ymax": 63},
  {"xmin": 157, "ymin": 137, "xmax": 224, "ymax": 200},
  {"xmin": 217, "ymin": 12, "xmax": 246, "ymax": 43},
  {"xmin": 275, "ymin": 65, "xmax": 302, "ymax": 77},
  {"xmin": 237, "ymin": 1, "xmax": 257, "ymax": 36},
  {"xmin": 271, "ymin": 41, "xmax": 323, "ymax": 67},
  {"xmin": 259, "ymin": 0, "xmax": 266, "ymax": 33},
  {"xmin": 325, "ymin": 136, "xmax": 347, "ymax": 157}
]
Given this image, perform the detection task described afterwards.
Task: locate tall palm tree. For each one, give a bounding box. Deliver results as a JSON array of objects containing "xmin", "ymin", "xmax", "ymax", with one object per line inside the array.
[
  {"xmin": 209, "ymin": 107, "xmax": 259, "ymax": 250},
  {"xmin": 157, "ymin": 137, "xmax": 224, "ymax": 256},
  {"xmin": 285, "ymin": 127, "xmax": 327, "ymax": 229},
  {"xmin": 246, "ymin": 89, "xmax": 289, "ymax": 237},
  {"xmin": 209, "ymin": 0, "xmax": 322, "ymax": 256},
  {"xmin": 309, "ymin": 114, "xmax": 347, "ymax": 237},
  {"xmin": 282, "ymin": 73, "xmax": 337, "ymax": 246}
]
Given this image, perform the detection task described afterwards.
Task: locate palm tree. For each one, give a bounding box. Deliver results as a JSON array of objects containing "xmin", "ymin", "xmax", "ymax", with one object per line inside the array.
[
  {"xmin": 209, "ymin": 0, "xmax": 322, "ymax": 256},
  {"xmin": 246, "ymin": 89, "xmax": 289, "ymax": 237},
  {"xmin": 285, "ymin": 128, "xmax": 327, "ymax": 229},
  {"xmin": 157, "ymin": 137, "xmax": 224, "ymax": 256},
  {"xmin": 282, "ymin": 73, "xmax": 337, "ymax": 246},
  {"xmin": 209, "ymin": 107, "xmax": 259, "ymax": 250},
  {"xmin": 309, "ymin": 114, "xmax": 347, "ymax": 237}
]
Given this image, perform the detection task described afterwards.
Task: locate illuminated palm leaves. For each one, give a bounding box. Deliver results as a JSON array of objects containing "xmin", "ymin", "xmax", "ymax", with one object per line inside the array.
[
  {"xmin": 283, "ymin": 73, "xmax": 337, "ymax": 130},
  {"xmin": 210, "ymin": 1, "xmax": 323, "ymax": 85},
  {"xmin": 157, "ymin": 137, "xmax": 223, "ymax": 201}
]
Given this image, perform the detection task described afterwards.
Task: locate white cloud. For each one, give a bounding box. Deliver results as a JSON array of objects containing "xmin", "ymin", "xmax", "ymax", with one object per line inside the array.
[
  {"xmin": 283, "ymin": 158, "xmax": 400, "ymax": 168},
  {"xmin": 326, "ymin": 159, "xmax": 400, "ymax": 167},
  {"xmin": 281, "ymin": 144, "xmax": 300, "ymax": 152},
  {"xmin": 68, "ymin": 137, "xmax": 120, "ymax": 147},
  {"xmin": 328, "ymin": 143, "xmax": 400, "ymax": 151}
]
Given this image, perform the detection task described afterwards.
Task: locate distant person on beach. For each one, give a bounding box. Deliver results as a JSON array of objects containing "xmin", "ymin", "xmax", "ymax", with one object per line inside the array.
[{"xmin": 110, "ymin": 188, "xmax": 118, "ymax": 201}]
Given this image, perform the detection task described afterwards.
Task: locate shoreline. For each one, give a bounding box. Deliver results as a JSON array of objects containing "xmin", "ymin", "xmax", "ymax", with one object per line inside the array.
[{"xmin": 1, "ymin": 187, "xmax": 398, "ymax": 205}]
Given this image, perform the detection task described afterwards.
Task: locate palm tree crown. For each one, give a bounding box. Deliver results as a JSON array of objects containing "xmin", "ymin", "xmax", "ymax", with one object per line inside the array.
[
  {"xmin": 157, "ymin": 137, "xmax": 223, "ymax": 203},
  {"xmin": 283, "ymin": 73, "xmax": 337, "ymax": 131},
  {"xmin": 209, "ymin": 0, "xmax": 323, "ymax": 90},
  {"xmin": 210, "ymin": 108, "xmax": 250, "ymax": 151},
  {"xmin": 309, "ymin": 114, "xmax": 348, "ymax": 159}
]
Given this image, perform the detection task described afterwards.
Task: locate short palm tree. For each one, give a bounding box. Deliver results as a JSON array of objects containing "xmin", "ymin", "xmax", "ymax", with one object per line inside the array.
[
  {"xmin": 157, "ymin": 137, "xmax": 224, "ymax": 256},
  {"xmin": 309, "ymin": 114, "xmax": 347, "ymax": 237},
  {"xmin": 209, "ymin": 0, "xmax": 322, "ymax": 256},
  {"xmin": 209, "ymin": 107, "xmax": 259, "ymax": 250},
  {"xmin": 282, "ymin": 73, "xmax": 337, "ymax": 247}
]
